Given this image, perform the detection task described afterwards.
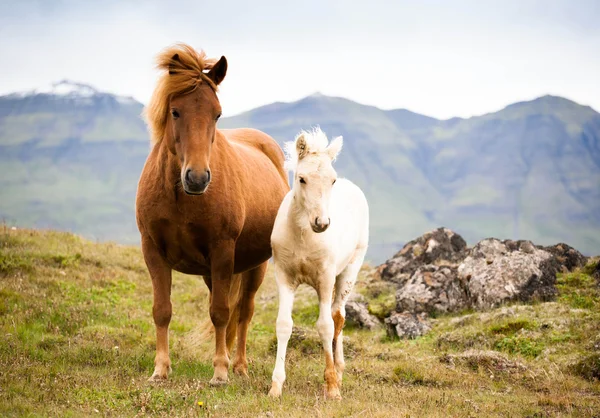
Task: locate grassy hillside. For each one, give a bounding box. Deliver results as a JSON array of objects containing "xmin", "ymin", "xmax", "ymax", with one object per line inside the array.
[{"xmin": 1, "ymin": 228, "xmax": 599, "ymax": 416}]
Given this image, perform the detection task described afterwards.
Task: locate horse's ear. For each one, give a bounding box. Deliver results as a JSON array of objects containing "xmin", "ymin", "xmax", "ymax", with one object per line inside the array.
[
  {"xmin": 327, "ymin": 136, "xmax": 343, "ymax": 161},
  {"xmin": 296, "ymin": 134, "xmax": 308, "ymax": 160},
  {"xmin": 207, "ymin": 56, "xmax": 228, "ymax": 86},
  {"xmin": 168, "ymin": 53, "xmax": 180, "ymax": 75}
]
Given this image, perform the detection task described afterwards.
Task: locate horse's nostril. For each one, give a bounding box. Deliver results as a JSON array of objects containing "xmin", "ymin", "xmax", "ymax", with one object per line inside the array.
[
  {"xmin": 206, "ymin": 170, "xmax": 211, "ymax": 182},
  {"xmin": 185, "ymin": 169, "xmax": 193, "ymax": 183},
  {"xmin": 315, "ymin": 217, "xmax": 320, "ymax": 227}
]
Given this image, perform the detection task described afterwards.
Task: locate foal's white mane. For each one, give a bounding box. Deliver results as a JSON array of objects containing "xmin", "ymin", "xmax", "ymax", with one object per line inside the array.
[{"xmin": 283, "ymin": 127, "xmax": 343, "ymax": 172}]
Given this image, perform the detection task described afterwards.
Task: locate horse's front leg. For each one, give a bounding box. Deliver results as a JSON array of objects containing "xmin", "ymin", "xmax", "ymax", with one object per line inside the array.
[
  {"xmin": 269, "ymin": 267, "xmax": 296, "ymax": 397},
  {"xmin": 208, "ymin": 240, "xmax": 235, "ymax": 386},
  {"xmin": 317, "ymin": 270, "xmax": 341, "ymax": 400},
  {"xmin": 141, "ymin": 237, "xmax": 173, "ymax": 381}
]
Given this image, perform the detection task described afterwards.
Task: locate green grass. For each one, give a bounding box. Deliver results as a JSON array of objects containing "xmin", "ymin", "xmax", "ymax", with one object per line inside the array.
[{"xmin": 1, "ymin": 228, "xmax": 599, "ymax": 417}]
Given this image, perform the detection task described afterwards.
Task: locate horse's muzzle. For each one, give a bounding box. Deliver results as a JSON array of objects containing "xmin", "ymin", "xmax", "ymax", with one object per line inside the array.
[{"xmin": 183, "ymin": 168, "xmax": 211, "ymax": 195}]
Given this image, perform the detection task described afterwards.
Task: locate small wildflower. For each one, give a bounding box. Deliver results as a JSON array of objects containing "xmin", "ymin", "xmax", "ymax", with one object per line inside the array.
[{"xmin": 197, "ymin": 401, "xmax": 204, "ymax": 407}]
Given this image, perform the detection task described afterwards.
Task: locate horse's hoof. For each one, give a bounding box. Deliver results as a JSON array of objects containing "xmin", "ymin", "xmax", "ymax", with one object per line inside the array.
[
  {"xmin": 233, "ymin": 364, "xmax": 249, "ymax": 378},
  {"xmin": 209, "ymin": 376, "xmax": 228, "ymax": 386},
  {"xmin": 148, "ymin": 373, "xmax": 168, "ymax": 382}
]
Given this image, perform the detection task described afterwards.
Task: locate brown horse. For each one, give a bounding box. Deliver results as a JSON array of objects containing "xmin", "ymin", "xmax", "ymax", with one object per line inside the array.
[{"xmin": 136, "ymin": 44, "xmax": 289, "ymax": 385}]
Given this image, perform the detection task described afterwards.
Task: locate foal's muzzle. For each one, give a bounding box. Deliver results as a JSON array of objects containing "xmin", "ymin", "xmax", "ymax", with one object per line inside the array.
[
  {"xmin": 183, "ymin": 168, "xmax": 211, "ymax": 195},
  {"xmin": 311, "ymin": 217, "xmax": 330, "ymax": 233}
]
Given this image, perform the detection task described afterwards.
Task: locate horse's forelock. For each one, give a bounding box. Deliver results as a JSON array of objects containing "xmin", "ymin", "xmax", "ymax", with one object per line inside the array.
[{"xmin": 146, "ymin": 44, "xmax": 219, "ymax": 146}]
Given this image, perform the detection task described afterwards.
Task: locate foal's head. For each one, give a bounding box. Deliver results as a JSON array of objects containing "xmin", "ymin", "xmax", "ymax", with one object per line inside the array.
[
  {"xmin": 286, "ymin": 128, "xmax": 343, "ymax": 233},
  {"xmin": 146, "ymin": 44, "xmax": 227, "ymax": 195}
]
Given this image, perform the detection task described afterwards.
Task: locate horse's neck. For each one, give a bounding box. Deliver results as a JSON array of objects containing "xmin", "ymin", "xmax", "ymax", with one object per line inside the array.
[{"xmin": 155, "ymin": 145, "xmax": 181, "ymax": 192}]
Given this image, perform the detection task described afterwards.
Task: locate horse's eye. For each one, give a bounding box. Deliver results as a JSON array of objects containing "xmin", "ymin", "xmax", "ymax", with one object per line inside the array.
[
  {"xmin": 171, "ymin": 109, "xmax": 180, "ymax": 119},
  {"xmin": 332, "ymin": 179, "xmax": 337, "ymax": 185},
  {"xmin": 299, "ymin": 177, "xmax": 306, "ymax": 184},
  {"xmin": 215, "ymin": 113, "xmax": 222, "ymax": 121}
]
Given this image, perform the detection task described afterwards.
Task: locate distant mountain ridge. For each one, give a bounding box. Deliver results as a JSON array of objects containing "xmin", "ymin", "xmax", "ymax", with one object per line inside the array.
[{"xmin": 1, "ymin": 82, "xmax": 599, "ymax": 262}]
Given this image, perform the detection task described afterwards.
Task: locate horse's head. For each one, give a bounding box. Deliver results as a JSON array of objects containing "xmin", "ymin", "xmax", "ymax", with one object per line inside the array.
[
  {"xmin": 287, "ymin": 128, "xmax": 343, "ymax": 233},
  {"xmin": 146, "ymin": 44, "xmax": 228, "ymax": 195}
]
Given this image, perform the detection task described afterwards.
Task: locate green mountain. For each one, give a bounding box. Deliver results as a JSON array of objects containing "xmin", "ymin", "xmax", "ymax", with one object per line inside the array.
[
  {"xmin": 0, "ymin": 81, "xmax": 149, "ymax": 243},
  {"xmin": 221, "ymin": 93, "xmax": 600, "ymax": 259},
  {"xmin": 1, "ymin": 83, "xmax": 599, "ymax": 262}
]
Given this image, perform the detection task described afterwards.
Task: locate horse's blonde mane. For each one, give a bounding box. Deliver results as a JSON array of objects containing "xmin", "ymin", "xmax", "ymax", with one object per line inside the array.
[
  {"xmin": 144, "ymin": 43, "xmax": 219, "ymax": 146},
  {"xmin": 284, "ymin": 127, "xmax": 342, "ymax": 171}
]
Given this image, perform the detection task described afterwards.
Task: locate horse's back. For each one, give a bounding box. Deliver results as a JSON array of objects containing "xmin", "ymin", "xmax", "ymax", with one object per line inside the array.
[{"xmin": 220, "ymin": 128, "xmax": 287, "ymax": 183}]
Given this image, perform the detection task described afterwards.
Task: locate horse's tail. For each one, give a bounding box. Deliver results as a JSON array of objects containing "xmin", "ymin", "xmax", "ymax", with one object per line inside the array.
[{"xmin": 192, "ymin": 274, "xmax": 243, "ymax": 351}]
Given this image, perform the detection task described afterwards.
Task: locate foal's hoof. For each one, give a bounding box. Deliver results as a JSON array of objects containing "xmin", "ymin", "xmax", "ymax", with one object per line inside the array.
[
  {"xmin": 268, "ymin": 382, "xmax": 282, "ymax": 398},
  {"xmin": 209, "ymin": 376, "xmax": 229, "ymax": 386}
]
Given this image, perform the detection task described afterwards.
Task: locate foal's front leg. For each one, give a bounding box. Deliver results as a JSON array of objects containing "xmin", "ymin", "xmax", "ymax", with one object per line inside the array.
[
  {"xmin": 317, "ymin": 273, "xmax": 341, "ymax": 400},
  {"xmin": 142, "ymin": 237, "xmax": 173, "ymax": 381},
  {"xmin": 269, "ymin": 270, "xmax": 296, "ymax": 397}
]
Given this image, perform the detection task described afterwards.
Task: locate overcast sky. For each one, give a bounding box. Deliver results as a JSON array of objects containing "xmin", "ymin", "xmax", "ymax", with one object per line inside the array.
[{"xmin": 1, "ymin": 0, "xmax": 599, "ymax": 119}]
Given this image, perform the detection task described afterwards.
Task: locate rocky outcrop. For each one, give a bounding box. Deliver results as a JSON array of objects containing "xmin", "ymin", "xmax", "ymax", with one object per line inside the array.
[
  {"xmin": 376, "ymin": 229, "xmax": 590, "ymax": 339},
  {"xmin": 377, "ymin": 227, "xmax": 467, "ymax": 286},
  {"xmin": 459, "ymin": 239, "xmax": 560, "ymax": 309},
  {"xmin": 541, "ymin": 243, "xmax": 588, "ymax": 272},
  {"xmin": 396, "ymin": 265, "xmax": 469, "ymax": 314},
  {"xmin": 345, "ymin": 294, "xmax": 381, "ymax": 330},
  {"xmin": 384, "ymin": 312, "xmax": 431, "ymax": 339}
]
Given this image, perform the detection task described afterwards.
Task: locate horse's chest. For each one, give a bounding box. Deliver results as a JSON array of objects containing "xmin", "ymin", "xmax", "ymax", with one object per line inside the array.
[{"xmin": 145, "ymin": 215, "xmax": 212, "ymax": 275}]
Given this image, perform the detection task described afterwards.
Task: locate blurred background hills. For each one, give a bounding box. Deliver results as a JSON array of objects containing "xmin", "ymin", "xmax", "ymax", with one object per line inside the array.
[{"xmin": 1, "ymin": 80, "xmax": 599, "ymax": 262}]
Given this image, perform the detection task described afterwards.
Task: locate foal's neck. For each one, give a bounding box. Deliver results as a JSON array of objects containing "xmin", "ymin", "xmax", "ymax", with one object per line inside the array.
[{"xmin": 286, "ymin": 185, "xmax": 311, "ymax": 237}]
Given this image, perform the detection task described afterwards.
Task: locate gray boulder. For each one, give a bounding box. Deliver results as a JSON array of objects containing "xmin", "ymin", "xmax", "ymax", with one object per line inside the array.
[
  {"xmin": 459, "ymin": 238, "xmax": 560, "ymax": 309},
  {"xmin": 345, "ymin": 294, "xmax": 381, "ymax": 330},
  {"xmin": 540, "ymin": 242, "xmax": 588, "ymax": 272},
  {"xmin": 396, "ymin": 265, "xmax": 469, "ymax": 314},
  {"xmin": 385, "ymin": 311, "xmax": 431, "ymax": 339},
  {"xmin": 377, "ymin": 227, "xmax": 467, "ymax": 286}
]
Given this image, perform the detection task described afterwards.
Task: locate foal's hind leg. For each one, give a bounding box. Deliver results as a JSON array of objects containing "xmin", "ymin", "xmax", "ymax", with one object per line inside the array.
[
  {"xmin": 232, "ymin": 262, "xmax": 267, "ymax": 377},
  {"xmin": 142, "ymin": 237, "xmax": 173, "ymax": 381},
  {"xmin": 317, "ymin": 271, "xmax": 341, "ymax": 400},
  {"xmin": 331, "ymin": 248, "xmax": 366, "ymax": 386}
]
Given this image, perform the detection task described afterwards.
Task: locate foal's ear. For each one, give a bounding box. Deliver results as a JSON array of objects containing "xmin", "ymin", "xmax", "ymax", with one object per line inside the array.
[
  {"xmin": 296, "ymin": 134, "xmax": 308, "ymax": 160},
  {"xmin": 207, "ymin": 56, "xmax": 228, "ymax": 86},
  {"xmin": 168, "ymin": 53, "xmax": 180, "ymax": 75},
  {"xmin": 327, "ymin": 136, "xmax": 343, "ymax": 161}
]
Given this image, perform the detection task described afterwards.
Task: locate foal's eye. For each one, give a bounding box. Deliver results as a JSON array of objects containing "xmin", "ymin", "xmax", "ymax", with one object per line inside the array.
[
  {"xmin": 299, "ymin": 177, "xmax": 306, "ymax": 184},
  {"xmin": 171, "ymin": 109, "xmax": 180, "ymax": 119},
  {"xmin": 332, "ymin": 179, "xmax": 337, "ymax": 185},
  {"xmin": 215, "ymin": 113, "xmax": 222, "ymax": 121}
]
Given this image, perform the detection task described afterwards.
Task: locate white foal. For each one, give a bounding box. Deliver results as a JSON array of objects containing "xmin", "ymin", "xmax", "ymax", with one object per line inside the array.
[{"xmin": 268, "ymin": 128, "xmax": 369, "ymax": 400}]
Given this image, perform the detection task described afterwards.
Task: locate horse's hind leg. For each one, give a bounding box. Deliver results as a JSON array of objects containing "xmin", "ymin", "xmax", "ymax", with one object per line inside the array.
[
  {"xmin": 231, "ymin": 266, "xmax": 264, "ymax": 377},
  {"xmin": 331, "ymin": 247, "xmax": 367, "ymax": 386},
  {"xmin": 208, "ymin": 241, "xmax": 235, "ymax": 386},
  {"xmin": 141, "ymin": 237, "xmax": 173, "ymax": 381},
  {"xmin": 226, "ymin": 274, "xmax": 243, "ymax": 356}
]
